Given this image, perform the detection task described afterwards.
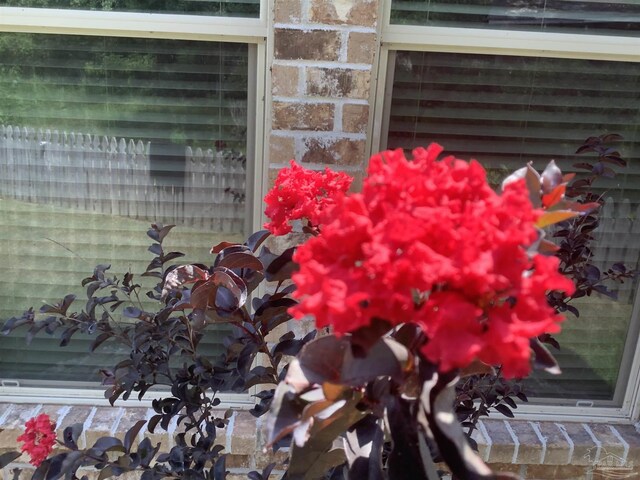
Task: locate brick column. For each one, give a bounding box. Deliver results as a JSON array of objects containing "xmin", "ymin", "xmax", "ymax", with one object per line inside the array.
[{"xmin": 270, "ymin": 0, "xmax": 379, "ymax": 181}]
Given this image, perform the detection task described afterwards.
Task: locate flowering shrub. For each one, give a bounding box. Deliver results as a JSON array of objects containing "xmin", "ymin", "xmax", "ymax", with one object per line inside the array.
[
  {"xmin": 264, "ymin": 159, "xmax": 352, "ymax": 234},
  {"xmin": 0, "ymin": 136, "xmax": 633, "ymax": 479},
  {"xmin": 17, "ymin": 414, "xmax": 56, "ymax": 467},
  {"xmin": 289, "ymin": 145, "xmax": 575, "ymax": 378}
]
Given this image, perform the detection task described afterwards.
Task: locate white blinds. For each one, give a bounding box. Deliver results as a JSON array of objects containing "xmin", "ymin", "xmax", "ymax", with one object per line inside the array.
[
  {"xmin": 0, "ymin": 33, "xmax": 249, "ymax": 385},
  {"xmin": 386, "ymin": 51, "xmax": 640, "ymax": 402},
  {"xmin": 391, "ymin": 0, "xmax": 640, "ymax": 36}
]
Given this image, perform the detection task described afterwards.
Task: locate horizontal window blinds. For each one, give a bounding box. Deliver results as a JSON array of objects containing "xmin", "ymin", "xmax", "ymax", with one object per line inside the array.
[
  {"xmin": 391, "ymin": 1, "xmax": 640, "ymax": 36},
  {"xmin": 0, "ymin": 33, "xmax": 249, "ymax": 386},
  {"xmin": 386, "ymin": 51, "xmax": 640, "ymax": 403},
  {"xmin": 0, "ymin": 0, "xmax": 260, "ymax": 17}
]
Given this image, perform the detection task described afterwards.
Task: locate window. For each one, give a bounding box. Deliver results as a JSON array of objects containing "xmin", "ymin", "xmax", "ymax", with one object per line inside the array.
[
  {"xmin": 0, "ymin": 3, "xmax": 266, "ymax": 402},
  {"xmin": 375, "ymin": 0, "xmax": 640, "ymax": 418}
]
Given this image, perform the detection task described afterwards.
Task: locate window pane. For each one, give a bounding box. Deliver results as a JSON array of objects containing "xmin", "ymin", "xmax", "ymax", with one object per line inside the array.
[
  {"xmin": 385, "ymin": 51, "xmax": 640, "ymax": 404},
  {"xmin": 0, "ymin": 0, "xmax": 260, "ymax": 17},
  {"xmin": 0, "ymin": 33, "xmax": 250, "ymax": 386},
  {"xmin": 391, "ymin": 1, "xmax": 640, "ymax": 37}
]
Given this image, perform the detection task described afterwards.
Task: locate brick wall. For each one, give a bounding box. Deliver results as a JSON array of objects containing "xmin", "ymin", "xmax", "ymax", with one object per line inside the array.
[
  {"xmin": 269, "ymin": 0, "xmax": 379, "ymax": 188},
  {"xmin": 3, "ymin": 402, "xmax": 640, "ymax": 479}
]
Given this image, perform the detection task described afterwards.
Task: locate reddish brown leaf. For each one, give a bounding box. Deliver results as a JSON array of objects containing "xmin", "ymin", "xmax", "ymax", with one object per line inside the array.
[
  {"xmin": 162, "ymin": 265, "xmax": 209, "ymax": 299},
  {"xmin": 210, "ymin": 241, "xmax": 240, "ymax": 254},
  {"xmin": 542, "ymin": 183, "xmax": 566, "ymax": 208}
]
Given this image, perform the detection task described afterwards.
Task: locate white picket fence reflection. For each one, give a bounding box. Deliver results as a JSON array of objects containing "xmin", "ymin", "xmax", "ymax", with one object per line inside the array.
[{"xmin": 0, "ymin": 124, "xmax": 247, "ymax": 233}]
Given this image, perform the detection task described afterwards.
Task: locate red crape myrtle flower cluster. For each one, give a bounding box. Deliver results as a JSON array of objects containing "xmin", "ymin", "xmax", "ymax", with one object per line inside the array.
[
  {"xmin": 267, "ymin": 145, "xmax": 575, "ymax": 379},
  {"xmin": 17, "ymin": 413, "xmax": 56, "ymax": 466},
  {"xmin": 264, "ymin": 160, "xmax": 352, "ymax": 235}
]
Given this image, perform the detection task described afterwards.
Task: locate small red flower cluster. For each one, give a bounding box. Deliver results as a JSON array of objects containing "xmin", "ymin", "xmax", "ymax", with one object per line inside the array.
[
  {"xmin": 283, "ymin": 145, "xmax": 575, "ymax": 378},
  {"xmin": 17, "ymin": 413, "xmax": 56, "ymax": 466},
  {"xmin": 264, "ymin": 160, "xmax": 352, "ymax": 235}
]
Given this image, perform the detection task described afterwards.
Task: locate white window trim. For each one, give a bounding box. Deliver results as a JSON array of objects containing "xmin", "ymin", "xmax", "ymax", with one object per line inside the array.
[
  {"xmin": 0, "ymin": 4, "xmax": 270, "ymax": 407},
  {"xmin": 371, "ymin": 3, "xmax": 640, "ymax": 423},
  {"xmin": 0, "ymin": 6, "xmax": 268, "ymax": 42}
]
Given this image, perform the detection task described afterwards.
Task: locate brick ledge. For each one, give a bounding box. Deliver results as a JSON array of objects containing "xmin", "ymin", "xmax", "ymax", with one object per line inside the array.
[{"xmin": 2, "ymin": 403, "xmax": 640, "ymax": 479}]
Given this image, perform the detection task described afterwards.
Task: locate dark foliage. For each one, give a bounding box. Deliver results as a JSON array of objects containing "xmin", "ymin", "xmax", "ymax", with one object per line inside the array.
[
  {"xmin": 2, "ymin": 225, "xmax": 313, "ymax": 479},
  {"xmin": 455, "ymin": 134, "xmax": 637, "ymax": 444},
  {"xmin": 1, "ymin": 136, "xmax": 636, "ymax": 480}
]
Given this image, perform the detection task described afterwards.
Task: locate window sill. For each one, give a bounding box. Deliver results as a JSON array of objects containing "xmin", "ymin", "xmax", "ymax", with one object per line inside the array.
[{"xmin": 2, "ymin": 403, "xmax": 640, "ymax": 478}]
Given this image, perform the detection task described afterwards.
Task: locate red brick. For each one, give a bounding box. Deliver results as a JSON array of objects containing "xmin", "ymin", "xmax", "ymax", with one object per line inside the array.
[
  {"xmin": 302, "ymin": 137, "xmax": 365, "ymax": 165},
  {"xmin": 537, "ymin": 422, "xmax": 572, "ymax": 465},
  {"xmin": 342, "ymin": 104, "xmax": 369, "ymax": 133},
  {"xmin": 306, "ymin": 67, "xmax": 370, "ymax": 99},
  {"xmin": 0, "ymin": 404, "xmax": 41, "ymax": 452},
  {"xmin": 561, "ymin": 423, "xmax": 598, "ymax": 465},
  {"xmin": 347, "ymin": 31, "xmax": 377, "ymax": 64},
  {"xmin": 588, "ymin": 424, "xmax": 626, "ymax": 466},
  {"xmin": 274, "ymin": 29, "xmax": 341, "ymax": 61},
  {"xmin": 483, "ymin": 420, "xmax": 516, "ymax": 464},
  {"xmin": 310, "ymin": 0, "xmax": 378, "ymax": 27},
  {"xmin": 84, "ymin": 407, "xmax": 123, "ymax": 448},
  {"xmin": 272, "ymin": 64, "xmax": 299, "ymax": 97},
  {"xmin": 230, "ymin": 411, "xmax": 258, "ymax": 454},
  {"xmin": 487, "ymin": 462, "xmax": 522, "ymax": 476},
  {"xmin": 510, "ymin": 421, "xmax": 544, "ymax": 465},
  {"xmin": 274, "ymin": 0, "xmax": 302, "ymax": 23},
  {"xmin": 526, "ymin": 464, "xmax": 590, "ymax": 479},
  {"xmin": 270, "ymin": 135, "xmax": 296, "ymax": 164},
  {"xmin": 273, "ymin": 102, "xmax": 334, "ymax": 131},
  {"xmin": 613, "ymin": 424, "xmax": 640, "ymax": 466}
]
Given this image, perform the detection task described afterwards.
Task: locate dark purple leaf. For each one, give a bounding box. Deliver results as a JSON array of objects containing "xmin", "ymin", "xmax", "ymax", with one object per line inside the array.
[
  {"xmin": 247, "ymin": 230, "xmax": 271, "ymax": 252},
  {"xmin": 344, "ymin": 415, "xmax": 384, "ymax": 480},
  {"xmin": 572, "ymin": 162, "xmax": 594, "ymax": 171},
  {"xmin": 494, "ymin": 404, "xmax": 514, "ymax": 418},
  {"xmin": 92, "ymin": 436, "xmax": 125, "ymax": 454},
  {"xmin": 262, "ymin": 247, "xmax": 298, "ymax": 282},
  {"xmin": 124, "ymin": 420, "xmax": 147, "ymax": 452},
  {"xmin": 530, "ymin": 337, "xmax": 561, "ymax": 374},
  {"xmin": 417, "ymin": 366, "xmax": 496, "ymax": 479},
  {"xmin": 600, "ymin": 133, "xmax": 623, "ymax": 143},
  {"xmin": 0, "ymin": 452, "xmax": 21, "ymax": 468},
  {"xmin": 147, "ymin": 224, "xmax": 175, "ymax": 243},
  {"xmin": 162, "ymin": 252, "xmax": 185, "ymax": 263}
]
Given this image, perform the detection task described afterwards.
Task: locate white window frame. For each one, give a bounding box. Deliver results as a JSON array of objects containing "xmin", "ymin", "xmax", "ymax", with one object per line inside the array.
[
  {"xmin": 370, "ymin": 1, "xmax": 640, "ymax": 423},
  {"xmin": 0, "ymin": 2, "xmax": 271, "ymax": 407}
]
